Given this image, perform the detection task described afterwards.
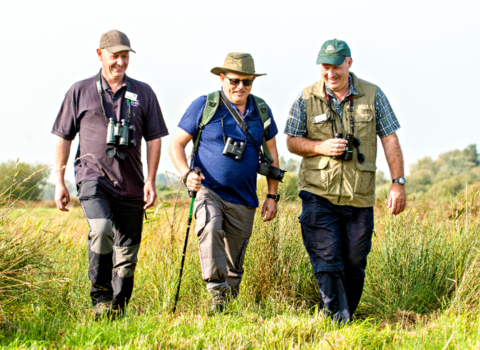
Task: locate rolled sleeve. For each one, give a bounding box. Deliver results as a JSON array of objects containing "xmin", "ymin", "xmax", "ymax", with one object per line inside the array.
[
  {"xmin": 284, "ymin": 92, "xmax": 308, "ymax": 138},
  {"xmin": 375, "ymin": 87, "xmax": 400, "ymax": 138}
]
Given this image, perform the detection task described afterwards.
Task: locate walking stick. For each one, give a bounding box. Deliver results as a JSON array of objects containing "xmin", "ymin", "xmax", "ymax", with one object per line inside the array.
[{"xmin": 172, "ymin": 167, "xmax": 201, "ymax": 313}]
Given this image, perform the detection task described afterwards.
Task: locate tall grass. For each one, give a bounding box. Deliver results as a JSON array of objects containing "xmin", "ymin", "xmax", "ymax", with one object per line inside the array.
[{"xmin": 2, "ymin": 169, "xmax": 480, "ymax": 347}]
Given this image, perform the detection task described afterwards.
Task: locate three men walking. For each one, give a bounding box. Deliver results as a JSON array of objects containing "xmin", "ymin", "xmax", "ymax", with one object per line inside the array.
[{"xmin": 53, "ymin": 32, "xmax": 405, "ymax": 320}]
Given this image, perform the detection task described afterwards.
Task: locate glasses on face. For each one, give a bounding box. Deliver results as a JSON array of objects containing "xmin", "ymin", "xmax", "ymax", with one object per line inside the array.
[{"xmin": 224, "ymin": 74, "xmax": 255, "ymax": 87}]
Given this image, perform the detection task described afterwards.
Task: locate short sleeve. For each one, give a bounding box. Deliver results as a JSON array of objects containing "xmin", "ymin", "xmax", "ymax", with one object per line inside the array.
[
  {"xmin": 178, "ymin": 96, "xmax": 208, "ymax": 138},
  {"xmin": 142, "ymin": 90, "xmax": 169, "ymax": 141},
  {"xmin": 265, "ymin": 105, "xmax": 278, "ymax": 141},
  {"xmin": 51, "ymin": 93, "xmax": 78, "ymax": 141},
  {"xmin": 284, "ymin": 92, "xmax": 308, "ymax": 137},
  {"xmin": 375, "ymin": 87, "xmax": 401, "ymax": 138}
]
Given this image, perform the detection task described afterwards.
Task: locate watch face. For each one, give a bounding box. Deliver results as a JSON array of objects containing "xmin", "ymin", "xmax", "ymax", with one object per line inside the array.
[{"xmin": 399, "ymin": 177, "xmax": 407, "ymax": 185}]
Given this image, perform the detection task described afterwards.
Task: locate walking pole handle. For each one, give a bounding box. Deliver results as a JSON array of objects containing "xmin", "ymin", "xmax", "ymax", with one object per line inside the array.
[{"xmin": 188, "ymin": 167, "xmax": 202, "ymax": 199}]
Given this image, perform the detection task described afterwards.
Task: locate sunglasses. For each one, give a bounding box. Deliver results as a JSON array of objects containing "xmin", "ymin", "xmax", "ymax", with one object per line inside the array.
[{"xmin": 224, "ymin": 75, "xmax": 255, "ymax": 87}]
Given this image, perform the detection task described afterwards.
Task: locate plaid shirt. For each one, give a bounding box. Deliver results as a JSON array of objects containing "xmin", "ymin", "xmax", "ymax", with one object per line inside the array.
[{"xmin": 284, "ymin": 75, "xmax": 400, "ymax": 138}]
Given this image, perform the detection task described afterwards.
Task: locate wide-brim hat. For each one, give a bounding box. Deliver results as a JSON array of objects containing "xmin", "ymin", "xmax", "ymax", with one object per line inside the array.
[
  {"xmin": 100, "ymin": 29, "xmax": 136, "ymax": 54},
  {"xmin": 211, "ymin": 52, "xmax": 266, "ymax": 76}
]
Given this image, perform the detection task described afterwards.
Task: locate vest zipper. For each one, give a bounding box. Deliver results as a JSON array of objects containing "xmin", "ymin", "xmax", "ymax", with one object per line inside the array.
[{"xmin": 337, "ymin": 159, "xmax": 344, "ymax": 204}]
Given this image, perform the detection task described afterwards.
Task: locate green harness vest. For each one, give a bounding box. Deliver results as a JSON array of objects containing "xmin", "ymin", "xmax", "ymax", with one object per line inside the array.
[
  {"xmin": 192, "ymin": 91, "xmax": 273, "ymax": 162},
  {"xmin": 298, "ymin": 73, "xmax": 378, "ymax": 208}
]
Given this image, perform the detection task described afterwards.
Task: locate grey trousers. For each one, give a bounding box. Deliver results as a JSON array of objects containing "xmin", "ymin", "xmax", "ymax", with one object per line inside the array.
[
  {"xmin": 194, "ymin": 187, "xmax": 256, "ymax": 296},
  {"xmin": 78, "ymin": 180, "xmax": 144, "ymax": 309}
]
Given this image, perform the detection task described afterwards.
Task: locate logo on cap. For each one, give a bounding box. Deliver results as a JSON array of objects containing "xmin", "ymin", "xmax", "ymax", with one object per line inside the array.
[{"xmin": 325, "ymin": 45, "xmax": 335, "ymax": 53}]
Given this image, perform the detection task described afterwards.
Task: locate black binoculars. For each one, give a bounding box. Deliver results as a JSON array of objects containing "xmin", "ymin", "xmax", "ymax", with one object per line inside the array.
[
  {"xmin": 223, "ymin": 137, "xmax": 246, "ymax": 161},
  {"xmin": 106, "ymin": 118, "xmax": 136, "ymax": 159},
  {"xmin": 257, "ymin": 160, "xmax": 286, "ymax": 182},
  {"xmin": 332, "ymin": 132, "xmax": 365, "ymax": 164}
]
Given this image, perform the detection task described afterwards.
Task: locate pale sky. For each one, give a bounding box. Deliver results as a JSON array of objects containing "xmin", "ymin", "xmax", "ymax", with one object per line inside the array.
[{"xmin": 1, "ymin": 0, "xmax": 479, "ymax": 183}]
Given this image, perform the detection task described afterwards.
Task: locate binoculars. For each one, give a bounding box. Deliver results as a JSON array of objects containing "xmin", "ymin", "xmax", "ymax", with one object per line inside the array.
[
  {"xmin": 106, "ymin": 118, "xmax": 136, "ymax": 147},
  {"xmin": 332, "ymin": 132, "xmax": 365, "ymax": 164},
  {"xmin": 257, "ymin": 160, "xmax": 286, "ymax": 182},
  {"xmin": 223, "ymin": 137, "xmax": 246, "ymax": 161},
  {"xmin": 105, "ymin": 118, "xmax": 136, "ymax": 159}
]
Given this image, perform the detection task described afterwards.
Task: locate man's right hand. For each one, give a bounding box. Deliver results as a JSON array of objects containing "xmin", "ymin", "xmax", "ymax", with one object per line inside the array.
[
  {"xmin": 55, "ymin": 184, "xmax": 70, "ymax": 212},
  {"xmin": 186, "ymin": 171, "xmax": 205, "ymax": 193},
  {"xmin": 317, "ymin": 138, "xmax": 348, "ymax": 157}
]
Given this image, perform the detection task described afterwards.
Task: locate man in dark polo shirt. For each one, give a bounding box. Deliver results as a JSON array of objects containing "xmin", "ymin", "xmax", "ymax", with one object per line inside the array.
[{"xmin": 52, "ymin": 30, "xmax": 168, "ymax": 319}]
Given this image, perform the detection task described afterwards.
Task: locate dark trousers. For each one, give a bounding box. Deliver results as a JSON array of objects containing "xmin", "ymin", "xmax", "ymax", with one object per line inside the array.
[
  {"xmin": 299, "ymin": 191, "xmax": 374, "ymax": 323},
  {"xmin": 78, "ymin": 181, "xmax": 144, "ymax": 309}
]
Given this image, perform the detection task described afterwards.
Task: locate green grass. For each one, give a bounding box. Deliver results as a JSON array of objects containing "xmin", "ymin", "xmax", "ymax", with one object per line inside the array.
[{"xmin": 1, "ymin": 183, "xmax": 480, "ymax": 349}]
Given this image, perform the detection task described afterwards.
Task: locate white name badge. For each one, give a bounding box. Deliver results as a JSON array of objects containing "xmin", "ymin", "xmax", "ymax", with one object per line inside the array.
[
  {"xmin": 264, "ymin": 118, "xmax": 271, "ymax": 129},
  {"xmin": 125, "ymin": 91, "xmax": 138, "ymax": 101},
  {"xmin": 314, "ymin": 114, "xmax": 327, "ymax": 123}
]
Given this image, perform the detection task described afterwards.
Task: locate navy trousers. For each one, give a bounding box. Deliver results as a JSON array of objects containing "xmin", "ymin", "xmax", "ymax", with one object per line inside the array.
[
  {"xmin": 78, "ymin": 181, "xmax": 144, "ymax": 310},
  {"xmin": 299, "ymin": 191, "xmax": 374, "ymax": 323}
]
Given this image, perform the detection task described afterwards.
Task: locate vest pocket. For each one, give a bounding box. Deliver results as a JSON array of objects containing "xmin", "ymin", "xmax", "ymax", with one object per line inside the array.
[
  {"xmin": 303, "ymin": 156, "xmax": 329, "ymax": 191},
  {"xmin": 354, "ymin": 162, "xmax": 376, "ymax": 195},
  {"xmin": 355, "ymin": 113, "xmax": 374, "ymax": 138}
]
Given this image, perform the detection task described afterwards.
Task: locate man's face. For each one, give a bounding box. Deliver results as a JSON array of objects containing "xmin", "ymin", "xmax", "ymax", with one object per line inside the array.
[
  {"xmin": 97, "ymin": 49, "xmax": 130, "ymax": 81},
  {"xmin": 320, "ymin": 57, "xmax": 353, "ymax": 93},
  {"xmin": 220, "ymin": 72, "xmax": 255, "ymax": 106}
]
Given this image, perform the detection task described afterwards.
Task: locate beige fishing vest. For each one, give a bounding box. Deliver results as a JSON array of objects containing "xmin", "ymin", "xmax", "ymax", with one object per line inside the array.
[{"xmin": 298, "ymin": 73, "xmax": 378, "ymax": 208}]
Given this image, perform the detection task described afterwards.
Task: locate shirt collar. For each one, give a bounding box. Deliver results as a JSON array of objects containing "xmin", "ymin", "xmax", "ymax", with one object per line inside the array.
[
  {"xmin": 101, "ymin": 74, "xmax": 127, "ymax": 92},
  {"xmin": 220, "ymin": 88, "xmax": 254, "ymax": 117},
  {"xmin": 325, "ymin": 74, "xmax": 358, "ymax": 100}
]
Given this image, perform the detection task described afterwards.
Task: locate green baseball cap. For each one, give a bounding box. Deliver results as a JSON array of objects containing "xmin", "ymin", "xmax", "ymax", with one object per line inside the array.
[
  {"xmin": 99, "ymin": 30, "xmax": 135, "ymax": 54},
  {"xmin": 316, "ymin": 39, "xmax": 351, "ymax": 66}
]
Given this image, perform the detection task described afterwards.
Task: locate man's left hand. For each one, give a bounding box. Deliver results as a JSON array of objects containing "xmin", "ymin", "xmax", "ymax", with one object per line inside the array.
[
  {"xmin": 261, "ymin": 198, "xmax": 278, "ymax": 222},
  {"xmin": 143, "ymin": 181, "xmax": 157, "ymax": 210},
  {"xmin": 388, "ymin": 183, "xmax": 406, "ymax": 215}
]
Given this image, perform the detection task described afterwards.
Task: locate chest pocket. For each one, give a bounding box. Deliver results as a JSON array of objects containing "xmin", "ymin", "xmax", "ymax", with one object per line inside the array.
[
  {"xmin": 354, "ymin": 107, "xmax": 375, "ymax": 139},
  {"xmin": 308, "ymin": 113, "xmax": 333, "ymax": 140}
]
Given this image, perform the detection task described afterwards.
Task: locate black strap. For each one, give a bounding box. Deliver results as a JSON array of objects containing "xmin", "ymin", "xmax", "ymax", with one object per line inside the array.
[
  {"xmin": 219, "ymin": 91, "xmax": 266, "ymax": 160},
  {"xmin": 95, "ymin": 69, "xmax": 132, "ymax": 125}
]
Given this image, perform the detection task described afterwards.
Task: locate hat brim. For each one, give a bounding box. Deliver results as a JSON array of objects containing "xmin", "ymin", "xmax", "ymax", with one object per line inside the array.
[
  {"xmin": 211, "ymin": 67, "xmax": 266, "ymax": 77},
  {"xmin": 104, "ymin": 45, "xmax": 136, "ymax": 54},
  {"xmin": 316, "ymin": 55, "xmax": 345, "ymax": 66}
]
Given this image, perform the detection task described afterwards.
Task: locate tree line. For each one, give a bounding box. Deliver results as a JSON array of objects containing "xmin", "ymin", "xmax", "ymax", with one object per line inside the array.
[{"xmin": 1, "ymin": 144, "xmax": 478, "ymax": 202}]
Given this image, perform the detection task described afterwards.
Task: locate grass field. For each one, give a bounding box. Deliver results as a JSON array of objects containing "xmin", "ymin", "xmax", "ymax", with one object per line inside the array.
[{"xmin": 1, "ymin": 183, "xmax": 480, "ymax": 349}]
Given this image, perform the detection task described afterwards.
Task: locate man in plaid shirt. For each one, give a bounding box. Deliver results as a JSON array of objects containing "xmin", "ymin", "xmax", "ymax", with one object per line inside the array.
[{"xmin": 285, "ymin": 39, "xmax": 406, "ymax": 323}]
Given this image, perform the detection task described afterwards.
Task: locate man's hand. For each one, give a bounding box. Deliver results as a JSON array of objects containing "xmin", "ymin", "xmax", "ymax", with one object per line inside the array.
[
  {"xmin": 143, "ymin": 181, "xmax": 157, "ymax": 209},
  {"xmin": 55, "ymin": 184, "xmax": 70, "ymax": 212},
  {"xmin": 186, "ymin": 171, "xmax": 205, "ymax": 193},
  {"xmin": 318, "ymin": 138, "xmax": 348, "ymax": 157},
  {"xmin": 261, "ymin": 198, "xmax": 278, "ymax": 222},
  {"xmin": 388, "ymin": 183, "xmax": 406, "ymax": 215}
]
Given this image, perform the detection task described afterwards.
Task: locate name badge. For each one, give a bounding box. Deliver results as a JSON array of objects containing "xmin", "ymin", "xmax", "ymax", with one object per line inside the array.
[
  {"xmin": 264, "ymin": 118, "xmax": 271, "ymax": 129},
  {"xmin": 125, "ymin": 91, "xmax": 138, "ymax": 101},
  {"xmin": 314, "ymin": 114, "xmax": 327, "ymax": 123}
]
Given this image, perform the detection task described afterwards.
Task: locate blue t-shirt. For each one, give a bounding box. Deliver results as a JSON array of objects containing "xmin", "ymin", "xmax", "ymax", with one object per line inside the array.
[{"xmin": 178, "ymin": 93, "xmax": 278, "ymax": 208}]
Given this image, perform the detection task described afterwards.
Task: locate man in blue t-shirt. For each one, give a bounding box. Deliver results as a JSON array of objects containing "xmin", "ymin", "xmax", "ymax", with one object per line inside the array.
[{"xmin": 169, "ymin": 52, "xmax": 280, "ymax": 314}]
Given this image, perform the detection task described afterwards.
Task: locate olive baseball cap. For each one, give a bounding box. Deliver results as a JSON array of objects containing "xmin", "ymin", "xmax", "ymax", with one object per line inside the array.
[
  {"xmin": 211, "ymin": 52, "xmax": 266, "ymax": 76},
  {"xmin": 316, "ymin": 39, "xmax": 351, "ymax": 66},
  {"xmin": 99, "ymin": 30, "xmax": 136, "ymax": 54}
]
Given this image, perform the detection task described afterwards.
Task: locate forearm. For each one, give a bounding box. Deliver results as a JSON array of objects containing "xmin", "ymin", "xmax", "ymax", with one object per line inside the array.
[
  {"xmin": 146, "ymin": 138, "xmax": 162, "ymax": 183},
  {"xmin": 287, "ymin": 136, "xmax": 323, "ymax": 157},
  {"xmin": 381, "ymin": 133, "xmax": 404, "ymax": 179},
  {"xmin": 265, "ymin": 138, "xmax": 279, "ymax": 195},
  {"xmin": 55, "ymin": 137, "xmax": 72, "ymax": 186},
  {"xmin": 168, "ymin": 141, "xmax": 190, "ymax": 177}
]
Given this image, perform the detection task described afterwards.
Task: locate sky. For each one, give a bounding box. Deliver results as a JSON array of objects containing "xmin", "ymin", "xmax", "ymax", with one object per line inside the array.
[{"xmin": 1, "ymin": 0, "xmax": 479, "ymax": 183}]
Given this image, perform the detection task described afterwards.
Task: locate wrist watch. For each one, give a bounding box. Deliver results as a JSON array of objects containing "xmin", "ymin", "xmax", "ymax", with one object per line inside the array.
[
  {"xmin": 266, "ymin": 194, "xmax": 280, "ymax": 202},
  {"xmin": 392, "ymin": 177, "xmax": 407, "ymax": 185}
]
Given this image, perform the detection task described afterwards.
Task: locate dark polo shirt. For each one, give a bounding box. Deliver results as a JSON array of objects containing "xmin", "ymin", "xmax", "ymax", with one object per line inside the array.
[{"xmin": 52, "ymin": 73, "xmax": 169, "ymax": 198}]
